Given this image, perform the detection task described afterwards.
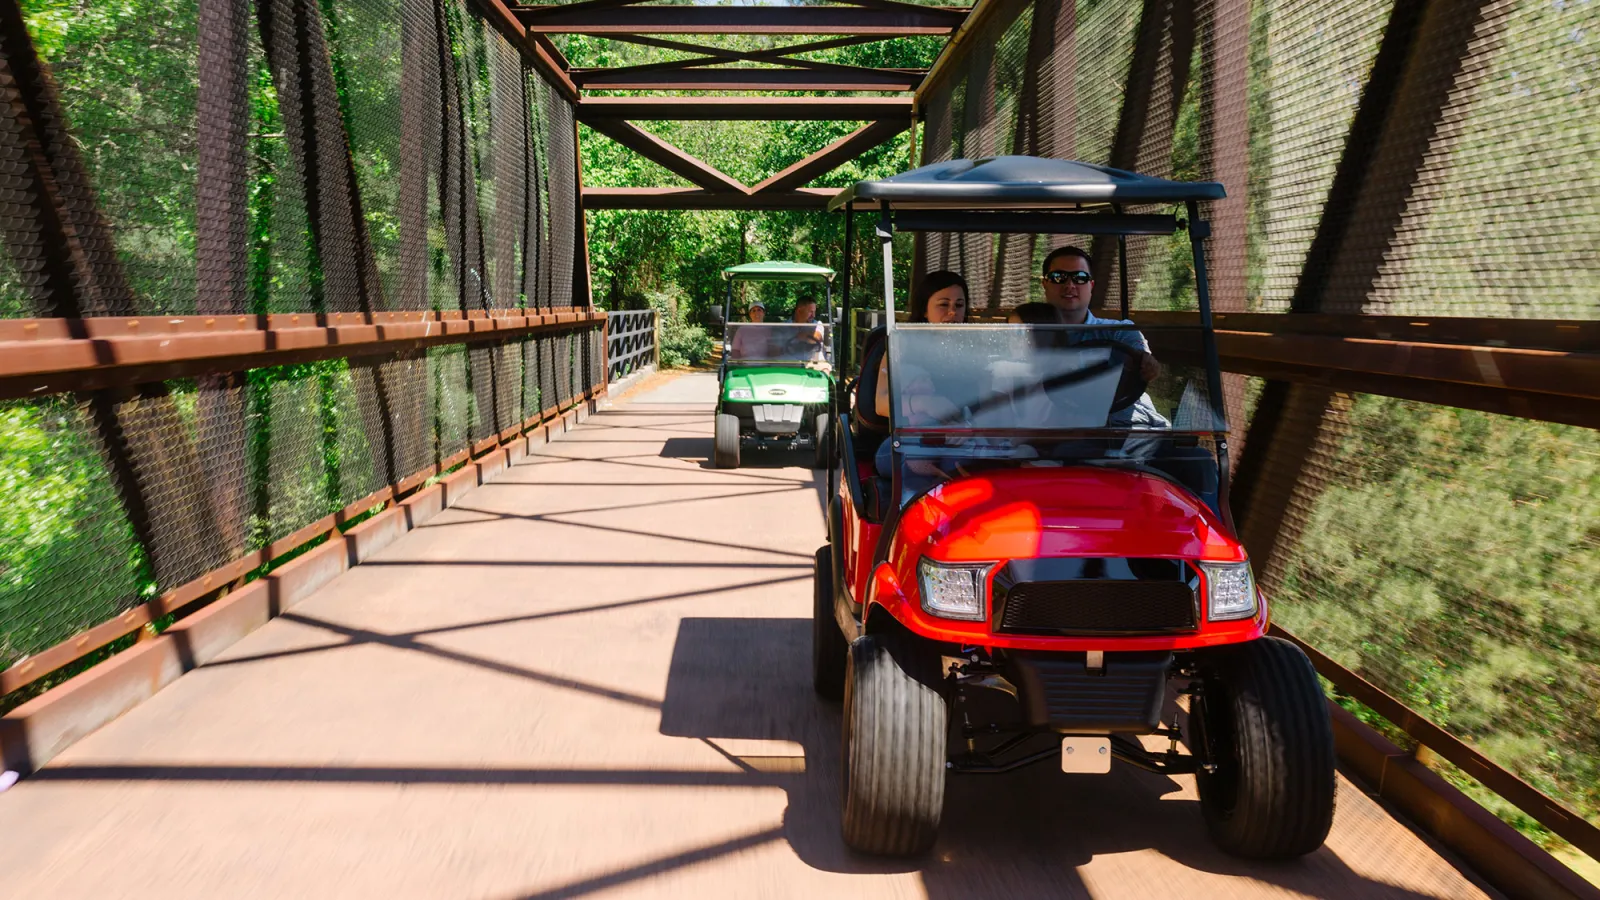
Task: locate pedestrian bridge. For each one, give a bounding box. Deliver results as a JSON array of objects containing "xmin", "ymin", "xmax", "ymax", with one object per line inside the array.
[{"xmin": 1, "ymin": 0, "xmax": 1597, "ymax": 896}]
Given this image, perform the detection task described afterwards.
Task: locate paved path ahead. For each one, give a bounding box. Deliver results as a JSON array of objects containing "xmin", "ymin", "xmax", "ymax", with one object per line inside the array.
[{"xmin": 0, "ymin": 373, "xmax": 1495, "ymax": 899}]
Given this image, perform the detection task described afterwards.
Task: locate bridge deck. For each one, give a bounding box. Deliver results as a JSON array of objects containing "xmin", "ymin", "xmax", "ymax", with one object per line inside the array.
[{"xmin": 0, "ymin": 373, "xmax": 1496, "ymax": 899}]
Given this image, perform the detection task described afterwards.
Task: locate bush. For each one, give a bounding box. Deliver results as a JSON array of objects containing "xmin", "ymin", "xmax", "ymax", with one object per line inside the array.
[{"xmin": 648, "ymin": 289, "xmax": 713, "ymax": 368}]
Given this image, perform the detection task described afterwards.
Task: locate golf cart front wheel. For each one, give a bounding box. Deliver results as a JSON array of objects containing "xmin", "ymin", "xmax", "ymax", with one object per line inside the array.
[
  {"xmin": 713, "ymin": 413, "xmax": 740, "ymax": 468},
  {"xmin": 841, "ymin": 635, "xmax": 947, "ymax": 855},
  {"xmin": 1194, "ymin": 636, "xmax": 1335, "ymax": 859},
  {"xmin": 811, "ymin": 545, "xmax": 847, "ymax": 700}
]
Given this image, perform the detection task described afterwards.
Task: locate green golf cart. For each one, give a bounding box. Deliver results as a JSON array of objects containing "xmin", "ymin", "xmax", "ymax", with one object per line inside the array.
[{"xmin": 715, "ymin": 261, "xmax": 836, "ymax": 469}]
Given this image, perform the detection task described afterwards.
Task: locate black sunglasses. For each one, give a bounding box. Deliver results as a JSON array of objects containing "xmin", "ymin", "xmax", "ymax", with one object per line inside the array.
[{"xmin": 1042, "ymin": 270, "xmax": 1092, "ymax": 285}]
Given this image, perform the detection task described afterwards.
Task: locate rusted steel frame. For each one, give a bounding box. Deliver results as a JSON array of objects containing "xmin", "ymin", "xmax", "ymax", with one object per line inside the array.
[
  {"xmin": 1144, "ymin": 327, "xmax": 1600, "ymax": 417},
  {"xmin": 582, "ymin": 118, "xmax": 749, "ymax": 192},
  {"xmin": 0, "ymin": 309, "xmax": 606, "ymax": 400},
  {"xmin": 575, "ymin": 61, "xmax": 927, "ymax": 88},
  {"xmin": 571, "ymin": 36, "xmax": 908, "ymax": 82},
  {"xmin": 574, "ymin": 70, "xmax": 925, "ymax": 92},
  {"xmin": 467, "ymin": 0, "xmax": 578, "ymax": 101},
  {"xmin": 1219, "ymin": 358, "xmax": 1600, "ymax": 431},
  {"xmin": 576, "ymin": 64, "xmax": 928, "ymax": 90},
  {"xmin": 577, "ymin": 96, "xmax": 915, "ymax": 121},
  {"xmin": 915, "ymin": 0, "xmax": 999, "ymax": 98},
  {"xmin": 581, "ymin": 187, "xmax": 875, "ymax": 210},
  {"xmin": 600, "ymin": 32, "xmax": 893, "ymax": 65},
  {"xmin": 1273, "ymin": 625, "xmax": 1600, "ymax": 864},
  {"xmin": 751, "ymin": 119, "xmax": 910, "ymax": 194},
  {"xmin": 513, "ymin": 6, "xmax": 964, "ymax": 35},
  {"xmin": 1139, "ymin": 317, "xmax": 1600, "ymax": 397},
  {"xmin": 1135, "ymin": 310, "xmax": 1600, "ymax": 354},
  {"xmin": 512, "ymin": 0, "xmax": 650, "ymax": 23},
  {"xmin": 826, "ymin": 0, "xmax": 970, "ymax": 12}
]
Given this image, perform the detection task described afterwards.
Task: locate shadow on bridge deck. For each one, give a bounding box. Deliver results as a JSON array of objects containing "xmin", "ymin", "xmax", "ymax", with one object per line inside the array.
[{"xmin": 0, "ymin": 372, "xmax": 1497, "ymax": 899}]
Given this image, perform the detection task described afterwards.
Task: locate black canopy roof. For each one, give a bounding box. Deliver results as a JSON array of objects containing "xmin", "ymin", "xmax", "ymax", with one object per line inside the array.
[{"xmin": 826, "ymin": 156, "xmax": 1226, "ymax": 211}]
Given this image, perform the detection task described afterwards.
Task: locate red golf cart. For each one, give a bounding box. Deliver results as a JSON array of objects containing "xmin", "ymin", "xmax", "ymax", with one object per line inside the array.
[{"xmin": 814, "ymin": 157, "xmax": 1335, "ymax": 859}]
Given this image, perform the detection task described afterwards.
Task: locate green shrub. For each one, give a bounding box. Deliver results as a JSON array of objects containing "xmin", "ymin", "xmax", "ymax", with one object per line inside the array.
[{"xmin": 648, "ymin": 289, "xmax": 712, "ymax": 369}]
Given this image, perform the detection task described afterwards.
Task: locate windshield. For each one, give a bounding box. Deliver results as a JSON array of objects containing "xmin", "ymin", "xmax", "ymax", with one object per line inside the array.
[
  {"xmin": 725, "ymin": 322, "xmax": 833, "ymax": 365},
  {"xmin": 883, "ymin": 324, "xmax": 1228, "ymax": 510},
  {"xmin": 886, "ymin": 324, "xmax": 1224, "ymax": 437}
]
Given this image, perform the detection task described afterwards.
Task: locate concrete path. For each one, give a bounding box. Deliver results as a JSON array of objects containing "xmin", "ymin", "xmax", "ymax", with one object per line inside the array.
[{"xmin": 0, "ymin": 373, "xmax": 1495, "ymax": 899}]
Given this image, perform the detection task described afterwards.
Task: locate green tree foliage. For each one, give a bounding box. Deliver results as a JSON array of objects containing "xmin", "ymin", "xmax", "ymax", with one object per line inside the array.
[{"xmin": 564, "ymin": 34, "xmax": 931, "ymax": 320}]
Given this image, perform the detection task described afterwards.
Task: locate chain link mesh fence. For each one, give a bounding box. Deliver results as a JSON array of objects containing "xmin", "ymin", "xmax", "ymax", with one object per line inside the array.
[{"xmin": 0, "ymin": 0, "xmax": 598, "ymax": 681}]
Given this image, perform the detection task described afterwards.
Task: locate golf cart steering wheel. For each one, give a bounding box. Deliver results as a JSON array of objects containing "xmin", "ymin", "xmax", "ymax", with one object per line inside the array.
[{"xmin": 1071, "ymin": 339, "xmax": 1149, "ymax": 414}]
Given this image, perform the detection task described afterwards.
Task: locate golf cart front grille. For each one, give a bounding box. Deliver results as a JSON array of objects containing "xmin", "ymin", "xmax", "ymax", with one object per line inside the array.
[
  {"xmin": 992, "ymin": 559, "xmax": 1199, "ymax": 635},
  {"xmin": 751, "ymin": 403, "xmax": 806, "ymax": 434}
]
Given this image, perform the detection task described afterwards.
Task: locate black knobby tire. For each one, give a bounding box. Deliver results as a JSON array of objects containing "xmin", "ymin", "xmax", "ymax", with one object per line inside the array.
[
  {"xmin": 812, "ymin": 546, "xmax": 848, "ymax": 700},
  {"xmin": 812, "ymin": 412, "xmax": 832, "ymax": 469},
  {"xmin": 841, "ymin": 635, "xmax": 947, "ymax": 855},
  {"xmin": 713, "ymin": 412, "xmax": 740, "ymax": 468},
  {"xmin": 1194, "ymin": 636, "xmax": 1336, "ymax": 859}
]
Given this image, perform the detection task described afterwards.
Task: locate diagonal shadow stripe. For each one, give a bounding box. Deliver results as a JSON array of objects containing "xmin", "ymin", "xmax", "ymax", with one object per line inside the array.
[
  {"xmin": 198, "ymin": 573, "xmax": 810, "ymax": 670},
  {"xmin": 273, "ymin": 613, "xmax": 663, "ymax": 710},
  {"xmin": 28, "ymin": 765, "xmax": 797, "ymax": 789},
  {"xmin": 420, "ymin": 483, "xmax": 806, "ymax": 529},
  {"xmin": 505, "ymin": 827, "xmax": 787, "ymax": 900}
]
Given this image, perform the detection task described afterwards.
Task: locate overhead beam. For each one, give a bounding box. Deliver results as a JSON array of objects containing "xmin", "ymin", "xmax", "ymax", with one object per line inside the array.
[
  {"xmin": 513, "ymin": 6, "xmax": 965, "ymax": 35},
  {"xmin": 751, "ymin": 118, "xmax": 908, "ymax": 193},
  {"xmin": 582, "ymin": 119, "xmax": 749, "ymax": 193},
  {"xmin": 583, "ymin": 187, "xmax": 875, "ymax": 210},
  {"xmin": 603, "ymin": 32, "xmax": 894, "ymax": 61},
  {"xmin": 575, "ymin": 66, "xmax": 925, "ymax": 91},
  {"xmin": 578, "ymin": 97, "xmax": 915, "ymax": 121},
  {"xmin": 574, "ymin": 69, "xmax": 924, "ymax": 91}
]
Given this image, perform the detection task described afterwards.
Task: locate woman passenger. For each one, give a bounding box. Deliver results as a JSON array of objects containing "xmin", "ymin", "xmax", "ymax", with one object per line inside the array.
[
  {"xmin": 873, "ymin": 271, "xmax": 969, "ymax": 485},
  {"xmin": 874, "ymin": 270, "xmax": 969, "ymax": 419}
]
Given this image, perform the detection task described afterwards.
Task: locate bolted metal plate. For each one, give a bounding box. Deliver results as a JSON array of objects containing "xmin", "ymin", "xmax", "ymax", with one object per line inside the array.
[{"xmin": 1060, "ymin": 736, "xmax": 1111, "ymax": 774}]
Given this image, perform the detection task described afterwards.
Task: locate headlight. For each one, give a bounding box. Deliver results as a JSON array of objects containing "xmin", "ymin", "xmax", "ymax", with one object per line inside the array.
[
  {"xmin": 728, "ymin": 388, "xmax": 753, "ymax": 400},
  {"xmin": 917, "ymin": 558, "xmax": 993, "ymax": 621},
  {"xmin": 1200, "ymin": 561, "xmax": 1257, "ymax": 622}
]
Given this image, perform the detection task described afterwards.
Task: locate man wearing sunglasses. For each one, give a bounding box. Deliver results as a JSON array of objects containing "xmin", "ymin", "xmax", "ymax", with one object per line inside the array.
[{"xmin": 1040, "ymin": 246, "xmax": 1161, "ymax": 383}]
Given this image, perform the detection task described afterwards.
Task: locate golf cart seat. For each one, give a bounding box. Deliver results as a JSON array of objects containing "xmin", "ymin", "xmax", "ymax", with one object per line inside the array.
[
  {"xmin": 850, "ymin": 326, "xmax": 890, "ymax": 451},
  {"xmin": 850, "ymin": 326, "xmax": 892, "ymax": 519}
]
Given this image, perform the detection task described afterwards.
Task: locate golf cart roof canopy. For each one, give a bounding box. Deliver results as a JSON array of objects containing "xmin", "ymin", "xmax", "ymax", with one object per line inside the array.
[
  {"xmin": 826, "ymin": 156, "xmax": 1226, "ymax": 211},
  {"xmin": 722, "ymin": 261, "xmax": 836, "ymax": 283}
]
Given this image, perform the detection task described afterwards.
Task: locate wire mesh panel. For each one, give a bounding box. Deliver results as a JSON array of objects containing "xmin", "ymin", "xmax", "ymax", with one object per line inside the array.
[
  {"xmin": 538, "ymin": 332, "xmax": 558, "ymax": 414},
  {"xmin": 15, "ymin": 0, "xmax": 200, "ymax": 316},
  {"xmin": 431, "ymin": 344, "xmax": 471, "ymax": 461},
  {"xmin": 1363, "ymin": 0, "xmax": 1600, "ymax": 319},
  {"xmin": 545, "ymin": 90, "xmax": 578, "ymax": 309},
  {"xmin": 1247, "ymin": 1, "xmax": 1393, "ymax": 312},
  {"xmin": 0, "ymin": 397, "xmax": 144, "ymax": 668},
  {"xmin": 1274, "ymin": 397, "xmax": 1600, "ymax": 832},
  {"xmin": 259, "ymin": 365, "xmax": 334, "ymax": 543}
]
